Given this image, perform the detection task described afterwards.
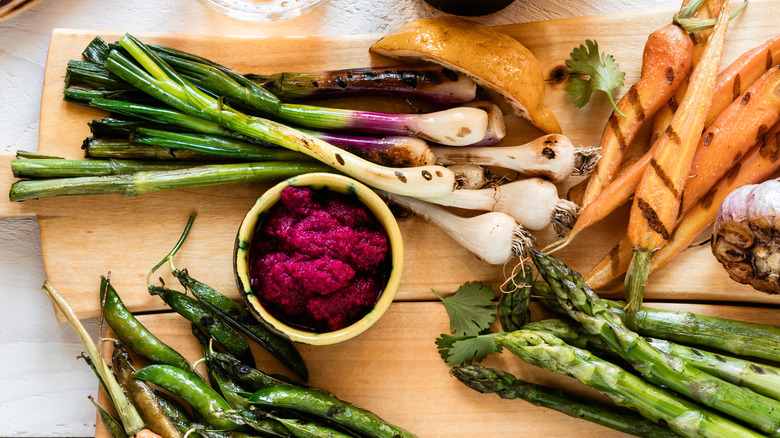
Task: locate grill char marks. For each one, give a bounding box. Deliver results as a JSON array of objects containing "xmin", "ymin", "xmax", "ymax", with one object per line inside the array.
[{"xmin": 637, "ymin": 197, "xmax": 672, "ymax": 240}]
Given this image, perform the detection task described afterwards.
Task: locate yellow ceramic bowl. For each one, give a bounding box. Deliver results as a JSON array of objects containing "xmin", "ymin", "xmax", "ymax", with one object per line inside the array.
[{"xmin": 234, "ymin": 173, "xmax": 403, "ymax": 345}]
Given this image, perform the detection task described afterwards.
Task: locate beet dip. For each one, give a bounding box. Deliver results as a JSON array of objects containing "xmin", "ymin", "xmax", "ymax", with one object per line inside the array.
[{"xmin": 248, "ymin": 186, "xmax": 390, "ymax": 332}]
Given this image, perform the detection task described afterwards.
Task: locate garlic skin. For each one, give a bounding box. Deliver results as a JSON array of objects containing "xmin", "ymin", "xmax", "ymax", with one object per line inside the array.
[{"xmin": 712, "ymin": 178, "xmax": 780, "ymax": 294}]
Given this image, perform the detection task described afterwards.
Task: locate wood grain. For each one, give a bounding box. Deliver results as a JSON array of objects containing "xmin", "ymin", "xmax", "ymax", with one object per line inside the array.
[
  {"xmin": 2, "ymin": 0, "xmax": 780, "ymax": 321},
  {"xmin": 96, "ymin": 301, "xmax": 780, "ymax": 438}
]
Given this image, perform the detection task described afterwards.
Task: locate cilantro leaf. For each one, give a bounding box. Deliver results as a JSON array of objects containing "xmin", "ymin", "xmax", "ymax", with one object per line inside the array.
[
  {"xmin": 435, "ymin": 333, "xmax": 503, "ymax": 366},
  {"xmin": 564, "ymin": 39, "xmax": 626, "ymax": 117},
  {"xmin": 433, "ymin": 282, "xmax": 497, "ymax": 336}
]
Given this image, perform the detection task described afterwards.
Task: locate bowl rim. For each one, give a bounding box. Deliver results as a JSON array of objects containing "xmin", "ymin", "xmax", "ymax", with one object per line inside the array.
[{"xmin": 234, "ymin": 172, "xmax": 403, "ymax": 345}]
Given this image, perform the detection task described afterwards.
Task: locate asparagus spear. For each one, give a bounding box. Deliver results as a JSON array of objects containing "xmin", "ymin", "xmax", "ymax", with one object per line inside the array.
[
  {"xmin": 530, "ymin": 249, "xmax": 780, "ymax": 436},
  {"xmin": 451, "ymin": 364, "xmax": 681, "ymax": 437},
  {"xmin": 532, "ymin": 281, "xmax": 780, "ymax": 363},
  {"xmin": 494, "ymin": 329, "xmax": 767, "ymax": 438},
  {"xmin": 527, "ymin": 318, "xmax": 780, "ymax": 401},
  {"xmin": 497, "ymin": 264, "xmax": 533, "ymax": 332},
  {"xmin": 9, "ymin": 161, "xmax": 332, "ymax": 201},
  {"xmin": 605, "ymin": 302, "xmax": 780, "ymax": 363}
]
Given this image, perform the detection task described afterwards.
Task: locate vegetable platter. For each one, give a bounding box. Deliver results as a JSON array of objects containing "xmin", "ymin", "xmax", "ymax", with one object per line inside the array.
[
  {"xmin": 3, "ymin": 1, "xmax": 780, "ymax": 321},
  {"xmin": 0, "ymin": 2, "xmax": 780, "ymax": 435}
]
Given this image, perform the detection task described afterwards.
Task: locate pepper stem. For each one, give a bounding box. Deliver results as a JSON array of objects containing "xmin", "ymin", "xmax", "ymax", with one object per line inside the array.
[{"xmin": 146, "ymin": 213, "xmax": 196, "ymax": 286}]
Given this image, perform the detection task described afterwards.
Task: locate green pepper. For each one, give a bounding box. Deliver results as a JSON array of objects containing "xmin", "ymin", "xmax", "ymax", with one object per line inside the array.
[
  {"xmin": 249, "ymin": 386, "xmax": 417, "ymax": 438},
  {"xmin": 100, "ymin": 276, "xmax": 191, "ymax": 371},
  {"xmin": 175, "ymin": 267, "xmax": 308, "ymax": 382},
  {"xmin": 134, "ymin": 364, "xmax": 244, "ymax": 431},
  {"xmin": 149, "ymin": 285, "xmax": 256, "ymax": 368}
]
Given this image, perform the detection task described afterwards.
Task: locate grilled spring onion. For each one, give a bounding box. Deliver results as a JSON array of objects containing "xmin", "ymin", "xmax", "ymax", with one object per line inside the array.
[
  {"xmin": 459, "ymin": 100, "xmax": 506, "ymax": 146},
  {"xmin": 83, "ymin": 138, "xmax": 231, "ymax": 161},
  {"xmin": 430, "ymin": 134, "xmax": 599, "ymax": 183},
  {"xmin": 11, "ymin": 157, "xmax": 207, "ymax": 178},
  {"xmin": 70, "ymin": 95, "xmax": 437, "ymax": 168},
  {"xmin": 8, "ymin": 161, "xmax": 333, "ymax": 201},
  {"xmin": 419, "ymin": 178, "xmax": 580, "ymax": 237},
  {"xmin": 246, "ymin": 64, "xmax": 478, "ymax": 105},
  {"xmin": 100, "ymin": 34, "xmax": 458, "ymax": 197},
  {"xmin": 382, "ymin": 191, "xmax": 534, "ymax": 264},
  {"xmin": 77, "ymin": 38, "xmax": 492, "ymax": 147}
]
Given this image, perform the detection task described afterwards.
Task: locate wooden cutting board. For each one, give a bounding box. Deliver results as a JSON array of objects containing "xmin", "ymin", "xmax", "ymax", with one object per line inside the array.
[
  {"xmin": 96, "ymin": 302, "xmax": 780, "ymax": 438},
  {"xmin": 1, "ymin": 1, "xmax": 780, "ymax": 321}
]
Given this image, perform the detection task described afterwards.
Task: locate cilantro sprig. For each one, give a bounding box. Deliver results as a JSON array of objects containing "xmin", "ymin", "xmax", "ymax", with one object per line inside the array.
[
  {"xmin": 433, "ymin": 282, "xmax": 502, "ymax": 366},
  {"xmin": 435, "ymin": 333, "xmax": 503, "ymax": 367},
  {"xmin": 432, "ymin": 282, "xmax": 496, "ymax": 336},
  {"xmin": 564, "ymin": 39, "xmax": 626, "ymax": 117}
]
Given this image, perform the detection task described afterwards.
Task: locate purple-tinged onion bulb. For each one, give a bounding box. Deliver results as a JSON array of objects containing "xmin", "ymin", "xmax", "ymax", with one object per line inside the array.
[{"xmin": 712, "ymin": 178, "xmax": 780, "ymax": 293}]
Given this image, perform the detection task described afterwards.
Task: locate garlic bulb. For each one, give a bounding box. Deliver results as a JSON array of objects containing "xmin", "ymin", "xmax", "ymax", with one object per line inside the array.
[{"xmin": 712, "ymin": 178, "xmax": 780, "ymax": 293}]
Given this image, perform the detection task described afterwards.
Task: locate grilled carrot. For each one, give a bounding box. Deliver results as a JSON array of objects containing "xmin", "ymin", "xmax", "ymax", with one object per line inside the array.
[
  {"xmin": 624, "ymin": 2, "xmax": 730, "ymax": 313},
  {"xmin": 585, "ymin": 122, "xmax": 780, "ymax": 289},
  {"xmin": 706, "ymin": 34, "xmax": 780, "ymax": 126},
  {"xmin": 580, "ymin": 24, "xmax": 693, "ymax": 207},
  {"xmin": 684, "ymin": 65, "xmax": 780, "ymax": 202},
  {"xmin": 650, "ymin": 0, "xmax": 720, "ymax": 142},
  {"xmin": 554, "ymin": 3, "xmax": 765, "ymax": 252},
  {"xmin": 574, "ymin": 60, "xmax": 780, "ymax": 283},
  {"xmin": 567, "ymin": 154, "xmax": 642, "ymax": 206}
]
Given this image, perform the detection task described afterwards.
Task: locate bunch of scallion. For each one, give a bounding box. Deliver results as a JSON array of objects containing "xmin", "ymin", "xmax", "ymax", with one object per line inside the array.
[
  {"xmin": 437, "ymin": 250, "xmax": 780, "ymax": 438},
  {"xmin": 9, "ymin": 33, "xmax": 497, "ymax": 202},
  {"xmin": 8, "ymin": 34, "xmax": 589, "ymax": 264}
]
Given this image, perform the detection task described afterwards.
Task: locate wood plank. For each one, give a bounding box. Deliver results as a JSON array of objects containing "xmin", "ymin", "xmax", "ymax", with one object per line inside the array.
[
  {"xmin": 96, "ymin": 301, "xmax": 780, "ymax": 438},
  {"xmin": 1, "ymin": 0, "xmax": 778, "ymax": 321}
]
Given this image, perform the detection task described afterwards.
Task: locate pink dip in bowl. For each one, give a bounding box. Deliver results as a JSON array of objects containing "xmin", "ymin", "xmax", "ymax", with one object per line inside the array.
[{"xmin": 249, "ymin": 185, "xmax": 390, "ymax": 332}]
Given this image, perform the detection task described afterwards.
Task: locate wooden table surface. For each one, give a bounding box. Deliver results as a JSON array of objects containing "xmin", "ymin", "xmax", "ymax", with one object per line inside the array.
[{"xmin": 4, "ymin": 0, "xmax": 769, "ymax": 436}]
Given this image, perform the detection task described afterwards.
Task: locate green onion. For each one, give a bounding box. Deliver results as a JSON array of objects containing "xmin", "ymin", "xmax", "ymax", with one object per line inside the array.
[{"xmin": 102, "ymin": 34, "xmax": 456, "ymax": 197}]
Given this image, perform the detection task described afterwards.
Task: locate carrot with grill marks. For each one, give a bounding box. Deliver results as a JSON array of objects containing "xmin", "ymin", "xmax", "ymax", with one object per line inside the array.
[
  {"xmin": 582, "ymin": 66, "xmax": 780, "ymax": 289},
  {"xmin": 585, "ymin": 122, "xmax": 780, "ymax": 290},
  {"xmin": 624, "ymin": 2, "xmax": 730, "ymax": 313},
  {"xmin": 653, "ymin": 32, "xmax": 780, "ymax": 143},
  {"xmin": 706, "ymin": 34, "xmax": 780, "ymax": 126},
  {"xmin": 650, "ymin": 0, "xmax": 720, "ymax": 142},
  {"xmin": 558, "ymin": 40, "xmax": 780, "ymax": 254},
  {"xmin": 580, "ymin": 24, "xmax": 693, "ymax": 207},
  {"xmin": 567, "ymin": 154, "xmax": 642, "ymax": 206}
]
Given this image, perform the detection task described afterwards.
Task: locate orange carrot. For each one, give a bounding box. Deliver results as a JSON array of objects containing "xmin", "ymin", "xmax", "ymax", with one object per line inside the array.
[
  {"xmin": 650, "ymin": 0, "xmax": 720, "ymax": 142},
  {"xmin": 554, "ymin": 21, "xmax": 776, "ymax": 255},
  {"xmin": 567, "ymin": 154, "xmax": 642, "ymax": 206},
  {"xmin": 624, "ymin": 2, "xmax": 730, "ymax": 313},
  {"xmin": 580, "ymin": 24, "xmax": 693, "ymax": 207},
  {"xmin": 706, "ymin": 34, "xmax": 780, "ymax": 126},
  {"xmin": 581, "ymin": 62, "xmax": 780, "ymax": 288},
  {"xmin": 653, "ymin": 34, "xmax": 780, "ymax": 141},
  {"xmin": 585, "ymin": 122, "xmax": 780, "ymax": 289},
  {"xmin": 683, "ymin": 65, "xmax": 780, "ymax": 208}
]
